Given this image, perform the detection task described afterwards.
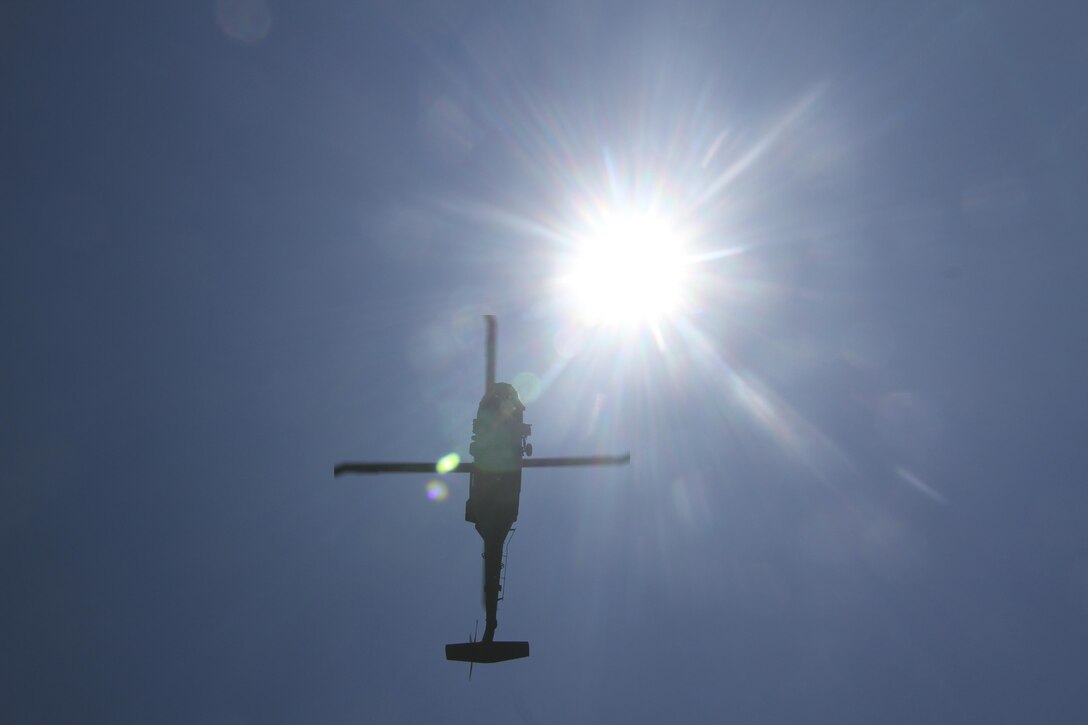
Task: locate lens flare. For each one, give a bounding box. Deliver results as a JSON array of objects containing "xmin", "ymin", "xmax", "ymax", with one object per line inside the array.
[
  {"xmin": 436, "ymin": 452, "xmax": 461, "ymax": 474},
  {"xmin": 425, "ymin": 480, "xmax": 449, "ymax": 502},
  {"xmin": 214, "ymin": 0, "xmax": 272, "ymax": 44},
  {"xmin": 561, "ymin": 211, "xmax": 687, "ymax": 325},
  {"xmin": 512, "ymin": 371, "xmax": 542, "ymax": 403}
]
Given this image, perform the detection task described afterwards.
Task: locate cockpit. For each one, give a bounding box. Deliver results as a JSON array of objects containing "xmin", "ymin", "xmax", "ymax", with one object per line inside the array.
[
  {"xmin": 471, "ymin": 383, "xmax": 531, "ymax": 465},
  {"xmin": 478, "ymin": 382, "xmax": 525, "ymax": 418}
]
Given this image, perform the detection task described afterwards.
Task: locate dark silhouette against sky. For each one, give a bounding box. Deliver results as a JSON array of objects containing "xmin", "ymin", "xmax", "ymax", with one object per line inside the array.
[{"xmin": 4, "ymin": 2, "xmax": 1087, "ymax": 723}]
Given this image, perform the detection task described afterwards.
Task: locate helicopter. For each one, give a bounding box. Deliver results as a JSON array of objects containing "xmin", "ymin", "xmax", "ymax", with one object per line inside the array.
[{"xmin": 334, "ymin": 315, "xmax": 630, "ymax": 666}]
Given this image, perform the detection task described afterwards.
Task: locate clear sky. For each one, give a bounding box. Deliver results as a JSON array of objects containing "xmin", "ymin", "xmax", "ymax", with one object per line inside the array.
[{"xmin": 4, "ymin": 1, "xmax": 1087, "ymax": 722}]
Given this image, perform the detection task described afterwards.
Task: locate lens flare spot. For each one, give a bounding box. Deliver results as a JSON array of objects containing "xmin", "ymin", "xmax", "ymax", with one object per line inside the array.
[
  {"xmin": 214, "ymin": 0, "xmax": 272, "ymax": 45},
  {"xmin": 425, "ymin": 480, "xmax": 449, "ymax": 502},
  {"xmin": 436, "ymin": 452, "xmax": 461, "ymax": 474},
  {"xmin": 512, "ymin": 371, "xmax": 542, "ymax": 403}
]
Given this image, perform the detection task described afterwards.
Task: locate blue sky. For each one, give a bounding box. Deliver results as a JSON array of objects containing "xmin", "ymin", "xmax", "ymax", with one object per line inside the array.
[{"xmin": 4, "ymin": 1, "xmax": 1087, "ymax": 722}]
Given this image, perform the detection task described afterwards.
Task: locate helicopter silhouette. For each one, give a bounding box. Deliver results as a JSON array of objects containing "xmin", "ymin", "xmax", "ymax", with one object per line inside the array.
[{"xmin": 334, "ymin": 316, "xmax": 630, "ymax": 666}]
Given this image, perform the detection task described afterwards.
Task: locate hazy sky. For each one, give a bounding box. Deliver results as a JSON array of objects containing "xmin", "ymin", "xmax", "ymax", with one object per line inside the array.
[{"xmin": 4, "ymin": 1, "xmax": 1087, "ymax": 723}]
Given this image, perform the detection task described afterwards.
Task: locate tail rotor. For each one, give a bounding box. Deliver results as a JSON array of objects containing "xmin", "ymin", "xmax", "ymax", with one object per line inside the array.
[{"xmin": 468, "ymin": 620, "xmax": 478, "ymax": 680}]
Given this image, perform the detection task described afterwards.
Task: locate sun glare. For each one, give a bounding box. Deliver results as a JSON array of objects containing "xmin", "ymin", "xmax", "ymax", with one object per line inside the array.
[{"xmin": 562, "ymin": 212, "xmax": 687, "ymax": 325}]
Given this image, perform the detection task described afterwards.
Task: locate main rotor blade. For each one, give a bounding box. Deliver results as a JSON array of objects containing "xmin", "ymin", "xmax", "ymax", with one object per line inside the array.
[
  {"xmin": 485, "ymin": 315, "xmax": 496, "ymax": 394},
  {"xmin": 521, "ymin": 454, "xmax": 631, "ymax": 468},
  {"xmin": 334, "ymin": 462, "xmax": 475, "ymax": 476},
  {"xmin": 335, "ymin": 454, "xmax": 629, "ymax": 476}
]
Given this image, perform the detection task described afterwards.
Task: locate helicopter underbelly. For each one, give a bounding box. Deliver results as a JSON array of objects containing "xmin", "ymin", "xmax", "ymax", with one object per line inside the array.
[{"xmin": 465, "ymin": 470, "xmax": 522, "ymax": 534}]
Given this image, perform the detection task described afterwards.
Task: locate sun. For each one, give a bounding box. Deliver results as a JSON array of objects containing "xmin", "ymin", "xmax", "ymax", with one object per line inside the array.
[{"xmin": 559, "ymin": 211, "xmax": 688, "ymax": 325}]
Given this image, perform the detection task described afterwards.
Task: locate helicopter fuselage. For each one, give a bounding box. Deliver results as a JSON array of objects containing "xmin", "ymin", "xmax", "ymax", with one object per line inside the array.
[{"xmin": 464, "ymin": 382, "xmax": 530, "ymax": 642}]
